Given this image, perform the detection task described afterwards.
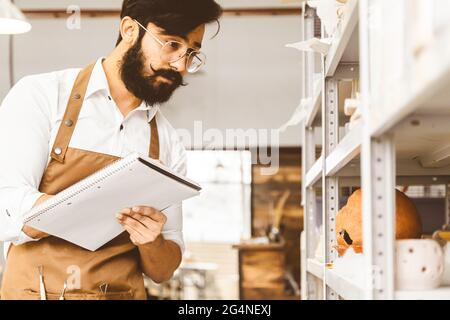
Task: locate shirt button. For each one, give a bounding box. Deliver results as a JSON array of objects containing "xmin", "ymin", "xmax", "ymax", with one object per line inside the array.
[
  {"xmin": 108, "ymin": 96, "xmax": 112, "ymax": 101},
  {"xmin": 54, "ymin": 147, "xmax": 62, "ymax": 155},
  {"xmin": 120, "ymin": 124, "xmax": 124, "ymax": 131}
]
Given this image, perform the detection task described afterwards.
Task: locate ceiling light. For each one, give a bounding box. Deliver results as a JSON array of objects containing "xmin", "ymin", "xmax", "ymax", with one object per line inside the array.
[{"xmin": 0, "ymin": 0, "xmax": 31, "ymax": 34}]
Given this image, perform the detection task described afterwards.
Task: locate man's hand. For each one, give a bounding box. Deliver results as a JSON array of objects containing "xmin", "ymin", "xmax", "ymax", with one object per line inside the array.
[
  {"xmin": 118, "ymin": 206, "xmax": 181, "ymax": 283},
  {"xmin": 116, "ymin": 206, "xmax": 167, "ymax": 246},
  {"xmin": 22, "ymin": 194, "xmax": 54, "ymax": 240},
  {"xmin": 22, "ymin": 225, "xmax": 50, "ymax": 240}
]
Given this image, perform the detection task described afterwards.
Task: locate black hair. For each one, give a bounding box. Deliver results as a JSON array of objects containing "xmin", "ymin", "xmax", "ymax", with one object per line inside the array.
[{"xmin": 116, "ymin": 0, "xmax": 223, "ymax": 46}]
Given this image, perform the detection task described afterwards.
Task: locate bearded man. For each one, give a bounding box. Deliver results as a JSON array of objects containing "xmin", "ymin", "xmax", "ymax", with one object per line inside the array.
[{"xmin": 0, "ymin": 0, "xmax": 222, "ymax": 300}]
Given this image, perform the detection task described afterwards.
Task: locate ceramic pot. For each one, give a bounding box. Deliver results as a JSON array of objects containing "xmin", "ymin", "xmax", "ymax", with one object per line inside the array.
[
  {"xmin": 395, "ymin": 239, "xmax": 444, "ymax": 291},
  {"xmin": 442, "ymin": 243, "xmax": 450, "ymax": 286},
  {"xmin": 336, "ymin": 189, "xmax": 423, "ymax": 257}
]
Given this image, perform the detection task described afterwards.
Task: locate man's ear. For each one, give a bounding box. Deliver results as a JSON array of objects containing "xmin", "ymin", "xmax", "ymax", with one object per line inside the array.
[{"xmin": 120, "ymin": 16, "xmax": 139, "ymax": 45}]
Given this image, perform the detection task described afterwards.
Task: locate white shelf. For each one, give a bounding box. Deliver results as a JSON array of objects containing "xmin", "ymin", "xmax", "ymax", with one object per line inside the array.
[
  {"xmin": 371, "ymin": 22, "xmax": 450, "ymax": 136},
  {"xmin": 325, "ymin": 268, "xmax": 365, "ymax": 300},
  {"xmin": 330, "ymin": 115, "xmax": 450, "ymax": 180},
  {"xmin": 395, "ymin": 287, "xmax": 450, "ymax": 300},
  {"xmin": 305, "ymin": 85, "xmax": 322, "ymax": 128},
  {"xmin": 307, "ymin": 259, "xmax": 450, "ymax": 300},
  {"xmin": 325, "ymin": 122, "xmax": 362, "ymax": 176},
  {"xmin": 305, "ymin": 156, "xmax": 323, "ymax": 188},
  {"xmin": 309, "ymin": 257, "xmax": 450, "ymax": 300},
  {"xmin": 325, "ymin": 268, "xmax": 450, "ymax": 300},
  {"xmin": 395, "ymin": 115, "xmax": 450, "ymax": 168},
  {"xmin": 337, "ymin": 158, "xmax": 450, "ymax": 177},
  {"xmin": 324, "ymin": 0, "xmax": 359, "ymax": 77},
  {"xmin": 302, "ymin": 0, "xmax": 450, "ymax": 301},
  {"xmin": 307, "ymin": 258, "xmax": 324, "ymax": 280}
]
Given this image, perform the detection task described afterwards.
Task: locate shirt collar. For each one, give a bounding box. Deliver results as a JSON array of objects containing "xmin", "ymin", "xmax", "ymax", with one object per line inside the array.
[
  {"xmin": 84, "ymin": 57, "xmax": 111, "ymax": 100},
  {"xmin": 84, "ymin": 57, "xmax": 155, "ymax": 112}
]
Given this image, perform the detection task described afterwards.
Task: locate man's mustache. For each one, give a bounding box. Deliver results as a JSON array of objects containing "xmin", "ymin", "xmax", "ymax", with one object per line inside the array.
[{"xmin": 150, "ymin": 65, "xmax": 188, "ymax": 87}]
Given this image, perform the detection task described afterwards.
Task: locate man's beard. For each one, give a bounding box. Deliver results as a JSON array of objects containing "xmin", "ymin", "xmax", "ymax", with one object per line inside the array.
[{"xmin": 120, "ymin": 39, "xmax": 184, "ymax": 106}]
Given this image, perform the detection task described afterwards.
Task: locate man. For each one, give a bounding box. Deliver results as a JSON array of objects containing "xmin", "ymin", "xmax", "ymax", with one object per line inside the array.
[{"xmin": 0, "ymin": 0, "xmax": 222, "ymax": 300}]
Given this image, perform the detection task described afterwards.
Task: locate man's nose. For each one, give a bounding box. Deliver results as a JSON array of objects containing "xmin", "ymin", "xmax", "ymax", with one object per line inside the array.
[{"xmin": 169, "ymin": 56, "xmax": 188, "ymax": 75}]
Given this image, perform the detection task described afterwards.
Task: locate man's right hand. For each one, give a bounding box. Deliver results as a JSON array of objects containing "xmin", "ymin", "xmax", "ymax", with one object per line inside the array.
[{"xmin": 22, "ymin": 194, "xmax": 54, "ymax": 240}]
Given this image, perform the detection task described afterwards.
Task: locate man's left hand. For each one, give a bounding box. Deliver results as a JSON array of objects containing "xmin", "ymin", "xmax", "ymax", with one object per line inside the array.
[{"xmin": 116, "ymin": 206, "xmax": 167, "ymax": 246}]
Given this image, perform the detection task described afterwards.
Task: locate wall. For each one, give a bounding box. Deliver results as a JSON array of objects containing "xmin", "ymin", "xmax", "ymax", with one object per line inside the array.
[{"xmin": 0, "ymin": 14, "xmax": 303, "ymax": 147}]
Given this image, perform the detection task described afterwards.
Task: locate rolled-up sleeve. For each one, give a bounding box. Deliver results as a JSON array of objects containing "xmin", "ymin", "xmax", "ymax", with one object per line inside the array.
[
  {"xmin": 0, "ymin": 76, "xmax": 52, "ymax": 244},
  {"xmin": 161, "ymin": 131, "xmax": 187, "ymax": 254},
  {"xmin": 161, "ymin": 203, "xmax": 185, "ymax": 254}
]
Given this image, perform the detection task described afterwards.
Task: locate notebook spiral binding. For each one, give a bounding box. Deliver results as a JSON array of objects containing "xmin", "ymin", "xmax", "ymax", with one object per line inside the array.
[{"xmin": 24, "ymin": 155, "xmax": 138, "ymax": 224}]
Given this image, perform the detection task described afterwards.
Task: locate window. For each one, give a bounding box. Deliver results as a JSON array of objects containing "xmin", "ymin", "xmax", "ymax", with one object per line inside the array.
[{"xmin": 183, "ymin": 150, "xmax": 252, "ymax": 243}]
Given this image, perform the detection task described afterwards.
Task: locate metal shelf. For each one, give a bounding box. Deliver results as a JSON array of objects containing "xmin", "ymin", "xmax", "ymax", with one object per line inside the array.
[
  {"xmin": 305, "ymin": 156, "xmax": 323, "ymax": 188},
  {"xmin": 307, "ymin": 258, "xmax": 324, "ymax": 280},
  {"xmin": 305, "ymin": 84, "xmax": 322, "ymax": 128},
  {"xmin": 324, "ymin": 0, "xmax": 359, "ymax": 77},
  {"xmin": 395, "ymin": 287, "xmax": 450, "ymax": 300},
  {"xmin": 325, "ymin": 268, "xmax": 365, "ymax": 300},
  {"xmin": 333, "ymin": 116, "xmax": 450, "ymax": 179},
  {"xmin": 311, "ymin": 263, "xmax": 450, "ymax": 300},
  {"xmin": 337, "ymin": 160, "xmax": 450, "ymax": 182},
  {"xmin": 394, "ymin": 115, "xmax": 450, "ymax": 169},
  {"xmin": 325, "ymin": 122, "xmax": 362, "ymax": 176},
  {"xmin": 307, "ymin": 255, "xmax": 450, "ymax": 300},
  {"xmin": 301, "ymin": 0, "xmax": 450, "ymax": 300},
  {"xmin": 370, "ymin": 21, "xmax": 450, "ymax": 137},
  {"xmin": 309, "ymin": 262, "xmax": 450, "ymax": 300}
]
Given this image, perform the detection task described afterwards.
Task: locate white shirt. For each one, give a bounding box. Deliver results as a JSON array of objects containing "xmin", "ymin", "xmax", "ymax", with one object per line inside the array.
[{"xmin": 0, "ymin": 58, "xmax": 186, "ymax": 257}]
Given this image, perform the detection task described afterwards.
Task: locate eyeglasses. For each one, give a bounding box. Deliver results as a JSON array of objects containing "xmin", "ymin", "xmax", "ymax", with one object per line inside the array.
[{"xmin": 133, "ymin": 19, "xmax": 206, "ymax": 74}]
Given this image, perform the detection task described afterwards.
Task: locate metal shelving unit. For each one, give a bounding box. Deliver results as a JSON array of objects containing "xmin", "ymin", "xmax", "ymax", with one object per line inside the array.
[{"xmin": 299, "ymin": 0, "xmax": 450, "ymax": 300}]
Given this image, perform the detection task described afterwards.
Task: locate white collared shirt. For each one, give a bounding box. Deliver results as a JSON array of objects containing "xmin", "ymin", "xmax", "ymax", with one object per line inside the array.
[{"xmin": 0, "ymin": 58, "xmax": 186, "ymax": 257}]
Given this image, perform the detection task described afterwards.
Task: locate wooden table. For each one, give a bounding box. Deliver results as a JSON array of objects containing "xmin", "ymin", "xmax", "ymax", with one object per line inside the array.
[{"xmin": 233, "ymin": 240, "xmax": 300, "ymax": 300}]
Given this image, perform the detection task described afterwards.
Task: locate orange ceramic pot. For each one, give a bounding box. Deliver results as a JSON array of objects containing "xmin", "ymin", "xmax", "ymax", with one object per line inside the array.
[{"xmin": 336, "ymin": 189, "xmax": 422, "ymax": 257}]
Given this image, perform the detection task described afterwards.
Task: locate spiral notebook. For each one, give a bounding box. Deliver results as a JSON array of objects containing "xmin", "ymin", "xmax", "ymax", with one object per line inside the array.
[{"xmin": 24, "ymin": 152, "xmax": 201, "ymax": 251}]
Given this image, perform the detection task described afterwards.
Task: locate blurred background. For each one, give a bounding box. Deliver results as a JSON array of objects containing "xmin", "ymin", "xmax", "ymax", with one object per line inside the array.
[{"xmin": 0, "ymin": 0, "xmax": 304, "ymax": 300}]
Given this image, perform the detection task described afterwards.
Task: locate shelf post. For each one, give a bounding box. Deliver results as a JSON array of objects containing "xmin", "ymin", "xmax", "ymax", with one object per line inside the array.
[
  {"xmin": 300, "ymin": 0, "xmax": 307, "ymax": 301},
  {"xmin": 446, "ymin": 184, "xmax": 450, "ymax": 227},
  {"xmin": 302, "ymin": 4, "xmax": 320, "ymax": 300},
  {"xmin": 361, "ymin": 134, "xmax": 396, "ymax": 300},
  {"xmin": 360, "ymin": 0, "xmax": 396, "ymax": 299},
  {"xmin": 323, "ymin": 77, "xmax": 339, "ymax": 300},
  {"xmin": 303, "ymin": 128, "xmax": 319, "ymax": 299},
  {"xmin": 359, "ymin": 0, "xmax": 396, "ymax": 300}
]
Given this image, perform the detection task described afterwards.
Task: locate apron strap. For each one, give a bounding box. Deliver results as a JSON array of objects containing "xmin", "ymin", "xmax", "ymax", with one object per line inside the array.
[
  {"xmin": 50, "ymin": 64, "xmax": 95, "ymax": 163},
  {"xmin": 50, "ymin": 63, "xmax": 161, "ymax": 163},
  {"xmin": 149, "ymin": 116, "xmax": 160, "ymax": 160}
]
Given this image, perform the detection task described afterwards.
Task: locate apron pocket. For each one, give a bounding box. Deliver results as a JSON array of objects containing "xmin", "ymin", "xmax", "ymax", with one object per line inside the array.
[{"xmin": 17, "ymin": 289, "xmax": 135, "ymax": 300}]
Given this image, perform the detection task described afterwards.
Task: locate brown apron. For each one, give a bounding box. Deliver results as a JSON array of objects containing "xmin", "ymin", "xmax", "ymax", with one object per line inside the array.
[{"xmin": 1, "ymin": 64, "xmax": 160, "ymax": 300}]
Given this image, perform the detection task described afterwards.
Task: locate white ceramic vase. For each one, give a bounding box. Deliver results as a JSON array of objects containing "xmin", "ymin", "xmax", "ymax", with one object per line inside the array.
[
  {"xmin": 441, "ymin": 243, "xmax": 450, "ymax": 286},
  {"xmin": 395, "ymin": 239, "xmax": 444, "ymax": 291}
]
